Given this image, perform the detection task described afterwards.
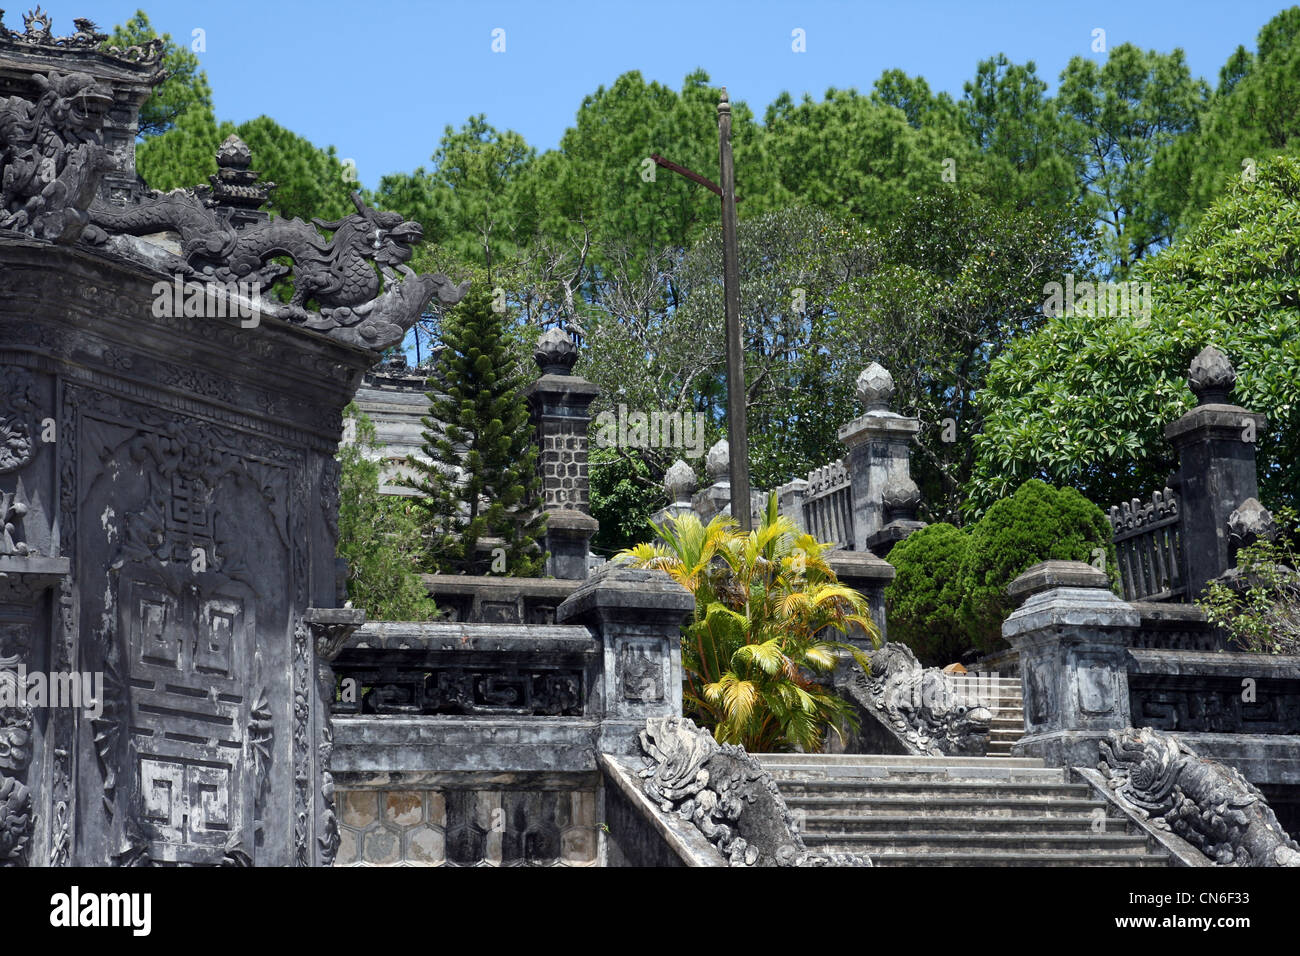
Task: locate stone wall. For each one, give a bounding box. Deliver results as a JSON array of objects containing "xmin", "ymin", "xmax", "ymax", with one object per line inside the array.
[{"xmin": 335, "ymin": 782, "xmax": 599, "ymax": 867}]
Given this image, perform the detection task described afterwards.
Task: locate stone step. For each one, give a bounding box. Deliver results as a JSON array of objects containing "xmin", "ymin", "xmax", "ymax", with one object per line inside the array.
[
  {"xmin": 757, "ymin": 754, "xmax": 1043, "ymax": 768},
  {"xmin": 762, "ymin": 763, "xmax": 1064, "ymax": 781},
  {"xmin": 786, "ymin": 795, "xmax": 1106, "ymax": 817},
  {"xmin": 802, "ymin": 831, "xmax": 1155, "ymax": 854},
  {"xmin": 796, "ymin": 814, "xmax": 1111, "ymax": 834},
  {"xmin": 865, "ymin": 851, "xmax": 1169, "ymax": 867},
  {"xmin": 776, "ymin": 780, "xmax": 1094, "ymax": 801}
]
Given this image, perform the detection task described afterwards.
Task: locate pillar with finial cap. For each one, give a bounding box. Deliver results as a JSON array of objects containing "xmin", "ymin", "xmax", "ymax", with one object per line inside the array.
[
  {"xmin": 838, "ymin": 362, "xmax": 924, "ymax": 552},
  {"xmin": 1165, "ymin": 345, "xmax": 1267, "ymax": 599},
  {"xmin": 523, "ymin": 326, "xmax": 600, "ymax": 578}
]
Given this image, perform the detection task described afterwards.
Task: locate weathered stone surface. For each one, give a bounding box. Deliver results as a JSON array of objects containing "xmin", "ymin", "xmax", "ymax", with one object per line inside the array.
[
  {"xmin": 1005, "ymin": 567, "xmax": 1136, "ymax": 768},
  {"xmin": 557, "ymin": 563, "xmax": 694, "ymax": 622},
  {"xmin": 1100, "ymin": 727, "xmax": 1300, "ymax": 866},
  {"xmin": 1007, "ymin": 560, "xmax": 1112, "ymax": 606},
  {"xmin": 705, "ymin": 439, "xmax": 729, "ymax": 482}
]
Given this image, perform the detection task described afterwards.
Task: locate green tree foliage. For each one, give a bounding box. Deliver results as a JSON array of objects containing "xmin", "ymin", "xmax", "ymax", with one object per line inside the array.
[
  {"xmin": 1199, "ymin": 507, "xmax": 1300, "ymax": 654},
  {"xmin": 960, "ymin": 55, "xmax": 1076, "ymax": 209},
  {"xmin": 588, "ymin": 446, "xmax": 665, "ymax": 556},
  {"xmin": 336, "ymin": 405, "xmax": 439, "ymax": 621},
  {"xmin": 763, "ymin": 86, "xmax": 961, "ymax": 228},
  {"xmin": 959, "ymin": 480, "xmax": 1117, "ymax": 653},
  {"xmin": 884, "ymin": 523, "xmax": 973, "ymax": 666},
  {"xmin": 375, "ymin": 115, "xmax": 535, "ymax": 281},
  {"xmin": 405, "ymin": 288, "xmax": 546, "ymax": 575},
  {"xmin": 102, "ymin": 10, "xmax": 211, "ymax": 137},
  {"xmin": 619, "ymin": 497, "xmax": 876, "ymax": 752},
  {"xmin": 1153, "ymin": 7, "xmax": 1300, "ymax": 234},
  {"xmin": 968, "ymin": 156, "xmax": 1300, "ymax": 514},
  {"xmin": 829, "ymin": 188, "xmax": 1092, "ymax": 520},
  {"xmin": 137, "ymin": 111, "xmax": 354, "ymax": 222},
  {"xmin": 1057, "ymin": 43, "xmax": 1210, "ymax": 274}
]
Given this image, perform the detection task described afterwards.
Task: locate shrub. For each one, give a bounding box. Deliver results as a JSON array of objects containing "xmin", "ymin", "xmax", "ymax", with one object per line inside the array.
[
  {"xmin": 617, "ymin": 495, "xmax": 877, "ymax": 752},
  {"xmin": 885, "ymin": 523, "xmax": 973, "ymax": 666},
  {"xmin": 337, "ymin": 405, "xmax": 440, "ymax": 622},
  {"xmin": 959, "ymin": 479, "xmax": 1117, "ymax": 652}
]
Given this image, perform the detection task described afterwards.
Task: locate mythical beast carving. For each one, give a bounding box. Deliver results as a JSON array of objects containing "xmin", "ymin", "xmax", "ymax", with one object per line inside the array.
[
  {"xmin": 0, "ymin": 69, "xmax": 112, "ymax": 242},
  {"xmin": 87, "ymin": 189, "xmax": 467, "ymax": 350},
  {"xmin": 1100, "ymin": 727, "xmax": 1300, "ymax": 867},
  {"xmin": 844, "ymin": 642, "xmax": 993, "ymax": 755},
  {"xmin": 638, "ymin": 716, "xmax": 871, "ymax": 867}
]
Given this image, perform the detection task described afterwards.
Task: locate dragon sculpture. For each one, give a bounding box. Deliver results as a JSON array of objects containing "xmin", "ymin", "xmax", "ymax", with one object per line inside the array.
[
  {"xmin": 0, "ymin": 69, "xmax": 112, "ymax": 243},
  {"xmin": 86, "ymin": 189, "xmax": 467, "ymax": 350},
  {"xmin": 1099, "ymin": 727, "xmax": 1300, "ymax": 867},
  {"xmin": 638, "ymin": 716, "xmax": 871, "ymax": 867},
  {"xmin": 842, "ymin": 642, "xmax": 994, "ymax": 755}
]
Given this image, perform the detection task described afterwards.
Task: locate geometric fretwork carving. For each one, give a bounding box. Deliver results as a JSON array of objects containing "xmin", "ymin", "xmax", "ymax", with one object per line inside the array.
[{"xmin": 123, "ymin": 576, "xmax": 254, "ymax": 863}]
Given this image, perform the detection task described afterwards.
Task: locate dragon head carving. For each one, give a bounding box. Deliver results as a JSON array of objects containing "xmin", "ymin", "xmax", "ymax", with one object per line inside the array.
[{"xmin": 314, "ymin": 193, "xmax": 424, "ymax": 272}]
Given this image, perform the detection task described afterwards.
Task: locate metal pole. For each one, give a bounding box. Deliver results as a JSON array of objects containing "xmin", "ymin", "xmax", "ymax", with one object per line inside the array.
[{"xmin": 717, "ymin": 89, "xmax": 751, "ymax": 531}]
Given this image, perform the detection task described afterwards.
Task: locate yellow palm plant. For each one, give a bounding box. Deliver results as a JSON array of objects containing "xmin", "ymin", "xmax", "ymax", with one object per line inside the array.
[{"xmin": 617, "ymin": 494, "xmax": 879, "ymax": 752}]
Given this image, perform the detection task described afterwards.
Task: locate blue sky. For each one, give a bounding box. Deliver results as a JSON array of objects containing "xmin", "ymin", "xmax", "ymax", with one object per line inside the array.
[{"xmin": 41, "ymin": 0, "xmax": 1296, "ymax": 189}]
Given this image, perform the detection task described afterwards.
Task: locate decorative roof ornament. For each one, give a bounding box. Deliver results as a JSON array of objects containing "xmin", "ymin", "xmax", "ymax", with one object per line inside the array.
[
  {"xmin": 82, "ymin": 185, "xmax": 468, "ymax": 351},
  {"xmin": 0, "ymin": 9, "xmax": 164, "ymax": 65},
  {"xmin": 534, "ymin": 326, "xmax": 578, "ymax": 375},
  {"xmin": 1188, "ymin": 346, "xmax": 1236, "ymax": 405},
  {"xmin": 705, "ymin": 439, "xmax": 729, "ymax": 482},
  {"xmin": 196, "ymin": 135, "xmax": 274, "ymax": 222},
  {"xmin": 663, "ymin": 460, "xmax": 696, "ymax": 505},
  {"xmin": 856, "ymin": 362, "xmax": 895, "ymax": 412}
]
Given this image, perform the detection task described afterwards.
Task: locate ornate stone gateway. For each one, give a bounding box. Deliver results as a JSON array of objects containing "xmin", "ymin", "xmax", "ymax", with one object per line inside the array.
[{"xmin": 0, "ymin": 12, "xmax": 463, "ymax": 865}]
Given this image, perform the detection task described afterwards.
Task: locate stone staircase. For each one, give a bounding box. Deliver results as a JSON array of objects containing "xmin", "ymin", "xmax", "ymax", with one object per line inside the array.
[
  {"xmin": 946, "ymin": 673, "xmax": 1025, "ymax": 757},
  {"xmin": 760, "ymin": 754, "xmax": 1172, "ymax": 866}
]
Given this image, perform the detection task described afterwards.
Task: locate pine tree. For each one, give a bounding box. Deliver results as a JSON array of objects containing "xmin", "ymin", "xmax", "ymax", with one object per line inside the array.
[{"xmin": 406, "ymin": 288, "xmax": 546, "ymax": 575}]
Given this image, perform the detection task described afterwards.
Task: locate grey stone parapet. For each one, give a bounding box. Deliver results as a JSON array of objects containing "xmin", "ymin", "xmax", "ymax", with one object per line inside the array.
[
  {"xmin": 1004, "ymin": 560, "xmax": 1137, "ymax": 769},
  {"xmin": 557, "ymin": 564, "xmax": 693, "ymax": 755}
]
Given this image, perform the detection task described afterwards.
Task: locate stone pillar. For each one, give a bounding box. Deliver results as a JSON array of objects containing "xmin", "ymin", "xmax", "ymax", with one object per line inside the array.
[
  {"xmin": 304, "ymin": 606, "xmax": 366, "ymax": 868},
  {"xmin": 1004, "ymin": 561, "xmax": 1137, "ymax": 769},
  {"xmin": 523, "ymin": 327, "xmax": 600, "ymax": 579},
  {"xmin": 825, "ymin": 551, "xmax": 895, "ymax": 647},
  {"xmin": 1166, "ymin": 346, "xmax": 1267, "ymax": 600},
  {"xmin": 838, "ymin": 363, "xmax": 923, "ymax": 552},
  {"xmin": 556, "ymin": 565, "xmax": 692, "ymax": 755},
  {"xmin": 692, "ymin": 439, "xmax": 734, "ymax": 524},
  {"xmin": 774, "ymin": 478, "xmax": 809, "ymax": 534}
]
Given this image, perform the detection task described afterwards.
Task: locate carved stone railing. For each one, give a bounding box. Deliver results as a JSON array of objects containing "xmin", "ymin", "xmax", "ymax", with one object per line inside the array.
[
  {"xmin": 331, "ymin": 622, "xmax": 598, "ymax": 719},
  {"xmin": 801, "ymin": 458, "xmax": 854, "ymax": 549},
  {"xmin": 1107, "ymin": 487, "xmax": 1185, "ymax": 602}
]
